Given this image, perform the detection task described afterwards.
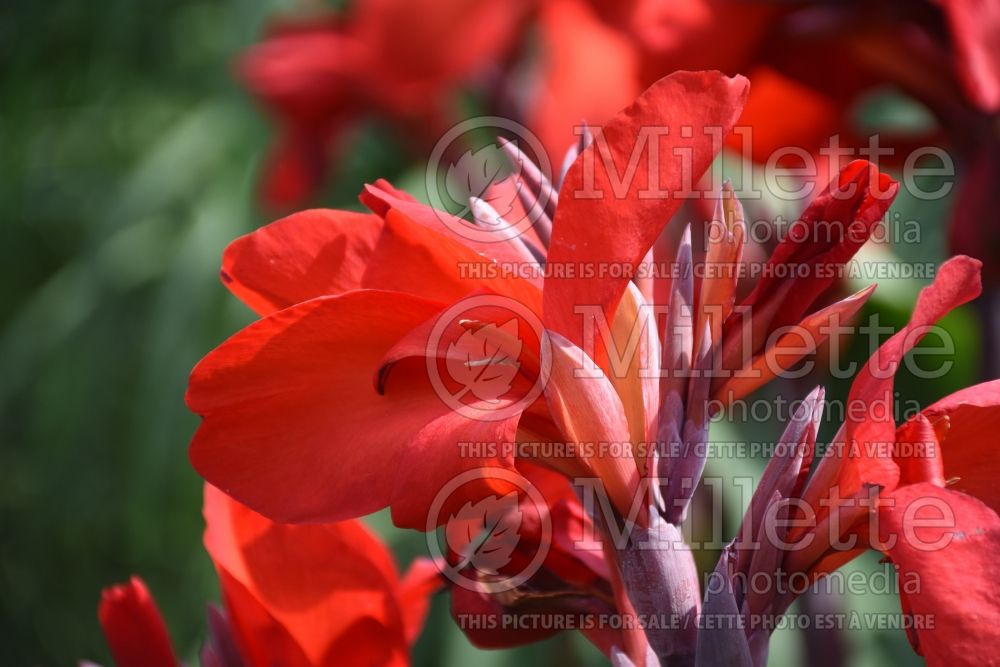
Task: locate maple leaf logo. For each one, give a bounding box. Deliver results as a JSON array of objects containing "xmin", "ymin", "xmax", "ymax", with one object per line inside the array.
[
  {"xmin": 445, "ymin": 319, "xmax": 522, "ymax": 403},
  {"xmin": 445, "ymin": 491, "xmax": 522, "ymax": 576},
  {"xmin": 445, "ymin": 143, "xmax": 519, "ymax": 219}
]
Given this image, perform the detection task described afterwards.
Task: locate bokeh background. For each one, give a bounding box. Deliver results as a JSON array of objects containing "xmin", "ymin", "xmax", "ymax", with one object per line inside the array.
[{"xmin": 0, "ymin": 0, "xmax": 985, "ymax": 665}]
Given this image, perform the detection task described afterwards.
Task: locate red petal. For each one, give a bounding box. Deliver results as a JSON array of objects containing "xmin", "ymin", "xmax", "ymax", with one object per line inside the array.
[
  {"xmin": 544, "ymin": 70, "xmax": 748, "ymax": 348},
  {"xmin": 894, "ymin": 414, "xmax": 945, "ymax": 489},
  {"xmin": 363, "ymin": 207, "xmax": 543, "ymax": 309},
  {"xmin": 203, "ymin": 485, "xmax": 415, "ymax": 666},
  {"xmin": 714, "ymin": 285, "xmax": 875, "ymax": 401},
  {"xmin": 188, "ymin": 290, "xmax": 515, "ymax": 526},
  {"xmin": 361, "ymin": 181, "xmax": 543, "ymax": 282},
  {"xmin": 878, "ymin": 483, "xmax": 1000, "ymax": 666},
  {"xmin": 542, "ymin": 330, "xmax": 641, "ymax": 522},
  {"xmin": 98, "ymin": 577, "xmax": 178, "ymax": 667},
  {"xmin": 214, "ymin": 570, "xmax": 314, "ymax": 667},
  {"xmin": 921, "ymin": 380, "xmax": 1000, "ymax": 514},
  {"xmin": 222, "ymin": 209, "xmax": 384, "ymax": 316},
  {"xmin": 840, "ymin": 256, "xmax": 983, "ymax": 496},
  {"xmin": 237, "ymin": 28, "xmax": 358, "ymax": 124}
]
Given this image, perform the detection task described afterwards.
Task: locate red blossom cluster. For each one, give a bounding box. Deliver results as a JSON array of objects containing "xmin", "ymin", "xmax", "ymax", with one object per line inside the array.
[{"xmin": 91, "ymin": 2, "xmax": 1000, "ymax": 666}]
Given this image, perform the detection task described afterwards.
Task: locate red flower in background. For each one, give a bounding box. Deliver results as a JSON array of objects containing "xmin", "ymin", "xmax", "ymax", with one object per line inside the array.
[
  {"xmin": 94, "ymin": 486, "xmax": 439, "ymax": 667},
  {"xmin": 526, "ymin": 0, "xmax": 999, "ymax": 159},
  {"xmin": 239, "ymin": 0, "xmax": 528, "ymax": 208}
]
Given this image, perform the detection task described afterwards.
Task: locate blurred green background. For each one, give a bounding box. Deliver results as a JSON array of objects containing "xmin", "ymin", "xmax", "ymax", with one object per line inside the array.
[{"xmin": 0, "ymin": 0, "xmax": 980, "ymax": 665}]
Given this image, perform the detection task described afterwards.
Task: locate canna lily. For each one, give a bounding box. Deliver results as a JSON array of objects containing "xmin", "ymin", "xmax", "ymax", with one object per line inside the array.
[
  {"xmin": 700, "ymin": 255, "xmax": 1000, "ymax": 666},
  {"xmin": 188, "ymin": 70, "xmax": 896, "ymax": 533},
  {"xmin": 189, "ymin": 70, "xmax": 906, "ymax": 665},
  {"xmin": 94, "ymin": 486, "xmax": 439, "ymax": 667},
  {"xmin": 239, "ymin": 0, "xmax": 528, "ymax": 209}
]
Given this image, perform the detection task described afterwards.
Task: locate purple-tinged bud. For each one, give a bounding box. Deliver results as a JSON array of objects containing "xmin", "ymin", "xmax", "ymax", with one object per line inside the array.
[
  {"xmin": 498, "ymin": 137, "xmax": 556, "ymax": 246},
  {"xmin": 663, "ymin": 321, "xmax": 712, "ymax": 525},
  {"xmin": 617, "ymin": 510, "xmax": 700, "ymax": 665},
  {"xmin": 735, "ymin": 386, "xmax": 824, "ymax": 578},
  {"xmin": 697, "ymin": 545, "xmax": 751, "ymax": 667},
  {"xmin": 559, "ymin": 122, "xmax": 595, "ymax": 187},
  {"xmin": 468, "ymin": 195, "xmax": 544, "ymax": 264}
]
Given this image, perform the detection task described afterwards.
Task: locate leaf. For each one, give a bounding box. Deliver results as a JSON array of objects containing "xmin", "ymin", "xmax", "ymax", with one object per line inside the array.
[
  {"xmin": 445, "ymin": 143, "xmax": 509, "ymax": 215},
  {"xmin": 445, "ymin": 319, "xmax": 523, "ymax": 403},
  {"xmin": 444, "ymin": 491, "xmax": 522, "ymax": 576}
]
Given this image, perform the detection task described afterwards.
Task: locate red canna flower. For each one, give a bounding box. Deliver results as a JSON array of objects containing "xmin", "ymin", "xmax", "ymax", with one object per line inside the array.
[
  {"xmin": 188, "ymin": 69, "xmax": 916, "ymax": 664},
  {"xmin": 188, "ymin": 66, "xmax": 907, "ymax": 539},
  {"xmin": 702, "ymin": 255, "xmax": 1000, "ymax": 666},
  {"xmin": 93, "ymin": 487, "xmax": 439, "ymax": 667},
  {"xmin": 239, "ymin": 0, "xmax": 529, "ymax": 209}
]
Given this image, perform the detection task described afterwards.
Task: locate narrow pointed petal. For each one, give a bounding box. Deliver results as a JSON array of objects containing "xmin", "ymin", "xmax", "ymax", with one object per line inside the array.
[
  {"xmin": 735, "ymin": 387, "xmax": 824, "ymax": 577},
  {"xmin": 741, "ymin": 491, "xmax": 785, "ymax": 620},
  {"xmin": 608, "ymin": 282, "xmax": 661, "ymax": 474},
  {"xmin": 542, "ymin": 330, "xmax": 641, "ymax": 522},
  {"xmin": 559, "ymin": 122, "xmax": 594, "ymax": 189},
  {"xmin": 714, "ymin": 285, "xmax": 874, "ymax": 401},
  {"xmin": 202, "ymin": 605, "xmax": 244, "ymax": 667},
  {"xmin": 499, "ymin": 137, "xmax": 558, "ymax": 231},
  {"xmin": 635, "ymin": 246, "xmax": 656, "ymax": 308},
  {"xmin": 661, "ymin": 225, "xmax": 694, "ymax": 404},
  {"xmin": 469, "ymin": 195, "xmax": 540, "ymax": 265},
  {"xmin": 695, "ymin": 181, "xmax": 745, "ymax": 355}
]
